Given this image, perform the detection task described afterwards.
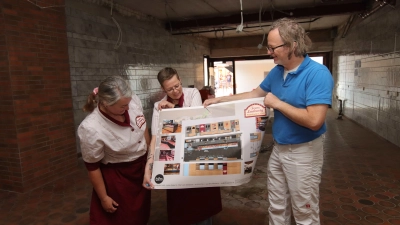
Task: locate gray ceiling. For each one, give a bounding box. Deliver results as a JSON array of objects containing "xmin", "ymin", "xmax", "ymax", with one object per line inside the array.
[{"xmin": 112, "ymin": 0, "xmax": 391, "ymax": 38}]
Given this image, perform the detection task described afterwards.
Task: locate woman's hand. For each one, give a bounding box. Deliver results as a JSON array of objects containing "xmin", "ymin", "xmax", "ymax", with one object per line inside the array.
[
  {"xmin": 142, "ymin": 160, "xmax": 154, "ymax": 189},
  {"xmin": 101, "ymin": 196, "xmax": 119, "ymax": 213},
  {"xmin": 157, "ymin": 100, "xmax": 175, "ymax": 110}
]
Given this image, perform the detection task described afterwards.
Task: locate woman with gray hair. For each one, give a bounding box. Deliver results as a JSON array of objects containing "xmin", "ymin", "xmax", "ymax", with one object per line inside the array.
[{"xmin": 78, "ymin": 76, "xmax": 151, "ymax": 225}]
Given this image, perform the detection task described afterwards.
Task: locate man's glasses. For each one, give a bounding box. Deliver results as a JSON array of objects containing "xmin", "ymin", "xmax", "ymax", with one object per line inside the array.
[
  {"xmin": 165, "ymin": 83, "xmax": 182, "ymax": 93},
  {"xmin": 266, "ymin": 43, "xmax": 286, "ymax": 53}
]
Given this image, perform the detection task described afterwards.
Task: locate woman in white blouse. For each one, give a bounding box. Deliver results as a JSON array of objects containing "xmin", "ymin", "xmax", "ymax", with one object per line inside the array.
[
  {"xmin": 78, "ymin": 76, "xmax": 151, "ymax": 225},
  {"xmin": 143, "ymin": 68, "xmax": 222, "ymax": 225}
]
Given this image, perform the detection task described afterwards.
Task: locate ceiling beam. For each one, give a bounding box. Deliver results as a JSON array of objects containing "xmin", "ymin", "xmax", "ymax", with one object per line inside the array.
[
  {"xmin": 166, "ymin": 2, "xmax": 368, "ymax": 31},
  {"xmin": 209, "ymin": 29, "xmax": 334, "ymax": 49}
]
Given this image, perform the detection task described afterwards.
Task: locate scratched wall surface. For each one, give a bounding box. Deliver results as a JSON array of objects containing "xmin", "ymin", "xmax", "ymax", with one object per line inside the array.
[
  {"xmin": 65, "ymin": 0, "xmax": 210, "ymax": 152},
  {"xmin": 332, "ymin": 4, "xmax": 400, "ymax": 147}
]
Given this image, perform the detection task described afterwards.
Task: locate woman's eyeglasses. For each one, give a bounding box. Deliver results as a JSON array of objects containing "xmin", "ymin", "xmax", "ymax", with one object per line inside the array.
[{"xmin": 165, "ymin": 83, "xmax": 182, "ymax": 93}]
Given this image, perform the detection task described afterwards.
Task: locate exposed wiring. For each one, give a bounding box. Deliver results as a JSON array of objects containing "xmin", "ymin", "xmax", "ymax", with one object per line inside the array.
[
  {"xmin": 258, "ymin": 0, "xmax": 267, "ymax": 54},
  {"xmin": 266, "ymin": 0, "xmax": 292, "ymax": 23},
  {"xmin": 241, "ymin": 28, "xmax": 255, "ymax": 36},
  {"xmin": 269, "ymin": 0, "xmax": 275, "ymax": 21},
  {"xmin": 25, "ymin": 0, "xmax": 65, "ymax": 10},
  {"xmin": 236, "ymin": 0, "xmax": 244, "ymax": 32},
  {"xmin": 171, "ymin": 18, "xmax": 320, "ymax": 36},
  {"xmin": 110, "ymin": 1, "xmax": 122, "ymax": 50},
  {"xmin": 270, "ymin": 0, "xmax": 292, "ymax": 17},
  {"xmin": 240, "ymin": 0, "xmax": 243, "ymax": 26},
  {"xmin": 111, "ymin": 17, "xmax": 122, "ymax": 50},
  {"xmin": 243, "ymin": 28, "xmax": 265, "ymax": 33}
]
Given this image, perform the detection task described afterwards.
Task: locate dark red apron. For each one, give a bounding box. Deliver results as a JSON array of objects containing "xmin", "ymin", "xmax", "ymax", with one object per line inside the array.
[
  {"xmin": 167, "ymin": 187, "xmax": 222, "ymax": 225},
  {"xmin": 89, "ymin": 154, "xmax": 151, "ymax": 225},
  {"xmin": 166, "ymin": 93, "xmax": 222, "ymax": 225}
]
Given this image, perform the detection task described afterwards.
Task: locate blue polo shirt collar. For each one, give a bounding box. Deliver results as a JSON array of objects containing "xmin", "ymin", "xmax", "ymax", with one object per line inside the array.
[{"xmin": 276, "ymin": 54, "xmax": 311, "ymax": 76}]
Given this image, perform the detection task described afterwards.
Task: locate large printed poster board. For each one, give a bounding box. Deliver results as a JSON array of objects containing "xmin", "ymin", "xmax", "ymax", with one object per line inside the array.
[{"xmin": 151, "ymin": 97, "xmax": 269, "ymax": 189}]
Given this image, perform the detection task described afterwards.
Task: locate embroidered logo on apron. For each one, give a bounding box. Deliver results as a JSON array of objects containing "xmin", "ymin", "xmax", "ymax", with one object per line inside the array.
[{"xmin": 136, "ymin": 115, "xmax": 146, "ymax": 128}]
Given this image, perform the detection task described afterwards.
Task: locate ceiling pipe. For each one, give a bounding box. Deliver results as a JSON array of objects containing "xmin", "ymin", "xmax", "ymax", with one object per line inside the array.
[
  {"xmin": 358, "ymin": 0, "xmax": 393, "ymax": 19},
  {"xmin": 341, "ymin": 14, "xmax": 355, "ymax": 38},
  {"xmin": 170, "ymin": 18, "xmax": 321, "ymax": 35},
  {"xmin": 166, "ymin": 2, "xmax": 367, "ymax": 31}
]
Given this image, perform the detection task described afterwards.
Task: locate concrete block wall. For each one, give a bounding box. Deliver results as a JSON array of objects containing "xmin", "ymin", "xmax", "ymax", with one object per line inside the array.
[
  {"xmin": 333, "ymin": 4, "xmax": 400, "ymax": 147},
  {"xmin": 65, "ymin": 0, "xmax": 210, "ymax": 147},
  {"xmin": 0, "ymin": 0, "xmax": 77, "ymax": 192}
]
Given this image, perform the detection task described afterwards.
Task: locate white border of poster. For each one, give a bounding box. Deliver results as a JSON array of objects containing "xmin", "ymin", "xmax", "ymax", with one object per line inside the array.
[{"xmin": 151, "ymin": 97, "xmax": 269, "ymax": 189}]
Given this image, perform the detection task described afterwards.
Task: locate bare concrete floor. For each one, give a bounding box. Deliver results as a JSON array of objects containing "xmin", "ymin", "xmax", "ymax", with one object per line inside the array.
[{"xmin": 1, "ymin": 109, "xmax": 400, "ymax": 225}]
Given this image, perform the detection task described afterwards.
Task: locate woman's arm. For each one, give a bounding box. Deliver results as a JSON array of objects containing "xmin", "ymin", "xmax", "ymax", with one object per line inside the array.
[
  {"xmin": 143, "ymin": 135, "xmax": 156, "ymax": 189},
  {"xmin": 88, "ymin": 168, "xmax": 119, "ymax": 213},
  {"xmin": 144, "ymin": 127, "xmax": 151, "ymax": 146}
]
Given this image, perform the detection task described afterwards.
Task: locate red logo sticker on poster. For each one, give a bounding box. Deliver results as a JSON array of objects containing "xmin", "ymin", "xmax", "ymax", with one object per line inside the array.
[
  {"xmin": 244, "ymin": 103, "xmax": 267, "ymax": 118},
  {"xmin": 136, "ymin": 115, "xmax": 146, "ymax": 128}
]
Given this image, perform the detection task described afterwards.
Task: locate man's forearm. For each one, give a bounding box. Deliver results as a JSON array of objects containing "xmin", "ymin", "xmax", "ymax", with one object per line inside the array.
[
  {"xmin": 211, "ymin": 88, "xmax": 266, "ymax": 104},
  {"xmin": 276, "ymin": 102, "xmax": 328, "ymax": 131}
]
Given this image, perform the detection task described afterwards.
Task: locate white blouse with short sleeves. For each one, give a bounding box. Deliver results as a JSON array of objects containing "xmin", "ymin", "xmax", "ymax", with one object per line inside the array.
[
  {"xmin": 151, "ymin": 88, "xmax": 202, "ymax": 135},
  {"xmin": 78, "ymin": 95, "xmax": 147, "ymax": 164}
]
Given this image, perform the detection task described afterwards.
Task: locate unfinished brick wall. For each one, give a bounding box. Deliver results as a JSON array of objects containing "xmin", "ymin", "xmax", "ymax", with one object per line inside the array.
[{"xmin": 0, "ymin": 0, "xmax": 77, "ymax": 192}]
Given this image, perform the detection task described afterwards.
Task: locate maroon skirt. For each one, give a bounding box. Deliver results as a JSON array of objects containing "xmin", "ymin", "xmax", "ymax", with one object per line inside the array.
[
  {"xmin": 89, "ymin": 154, "xmax": 151, "ymax": 225},
  {"xmin": 167, "ymin": 187, "xmax": 222, "ymax": 225}
]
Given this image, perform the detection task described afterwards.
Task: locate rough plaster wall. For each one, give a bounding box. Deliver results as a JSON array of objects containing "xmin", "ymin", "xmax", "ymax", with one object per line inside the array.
[
  {"xmin": 333, "ymin": 5, "xmax": 400, "ymax": 147},
  {"xmin": 65, "ymin": 0, "xmax": 210, "ymax": 152}
]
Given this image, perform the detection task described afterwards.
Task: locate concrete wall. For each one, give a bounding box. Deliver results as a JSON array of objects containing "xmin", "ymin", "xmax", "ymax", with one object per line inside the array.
[
  {"xmin": 65, "ymin": 0, "xmax": 210, "ymax": 151},
  {"xmin": 332, "ymin": 5, "xmax": 400, "ymax": 147}
]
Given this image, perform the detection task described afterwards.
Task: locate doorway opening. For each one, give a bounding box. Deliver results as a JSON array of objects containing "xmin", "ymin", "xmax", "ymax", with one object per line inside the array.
[{"xmin": 203, "ymin": 53, "xmax": 331, "ymax": 98}]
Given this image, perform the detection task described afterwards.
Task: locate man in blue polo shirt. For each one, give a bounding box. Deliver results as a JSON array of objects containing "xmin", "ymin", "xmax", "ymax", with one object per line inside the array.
[{"xmin": 204, "ymin": 18, "xmax": 333, "ymax": 225}]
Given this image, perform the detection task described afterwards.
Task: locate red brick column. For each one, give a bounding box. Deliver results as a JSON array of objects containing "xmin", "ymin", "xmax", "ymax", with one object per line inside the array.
[{"xmin": 0, "ymin": 0, "xmax": 77, "ymax": 192}]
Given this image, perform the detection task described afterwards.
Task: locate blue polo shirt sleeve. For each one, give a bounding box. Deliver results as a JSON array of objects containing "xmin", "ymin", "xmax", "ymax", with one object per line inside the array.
[
  {"xmin": 305, "ymin": 67, "xmax": 334, "ymax": 107},
  {"xmin": 259, "ymin": 65, "xmax": 282, "ymax": 92},
  {"xmin": 259, "ymin": 75, "xmax": 271, "ymax": 92}
]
